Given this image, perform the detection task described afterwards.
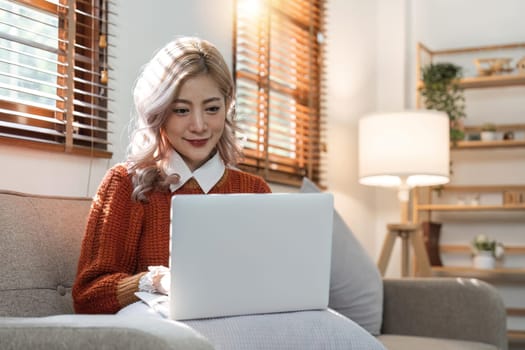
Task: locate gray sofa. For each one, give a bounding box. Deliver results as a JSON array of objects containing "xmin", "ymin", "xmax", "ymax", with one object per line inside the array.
[{"xmin": 0, "ymin": 189, "xmax": 507, "ymax": 349}]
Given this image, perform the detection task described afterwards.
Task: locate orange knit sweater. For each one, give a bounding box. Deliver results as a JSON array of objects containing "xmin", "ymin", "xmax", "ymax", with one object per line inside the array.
[{"xmin": 72, "ymin": 163, "xmax": 271, "ymax": 314}]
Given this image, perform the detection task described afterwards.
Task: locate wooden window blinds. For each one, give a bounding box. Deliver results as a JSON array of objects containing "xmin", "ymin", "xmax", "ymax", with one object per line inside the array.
[
  {"xmin": 234, "ymin": 0, "xmax": 327, "ymax": 187},
  {"xmin": 0, "ymin": 0, "xmax": 112, "ymax": 158}
]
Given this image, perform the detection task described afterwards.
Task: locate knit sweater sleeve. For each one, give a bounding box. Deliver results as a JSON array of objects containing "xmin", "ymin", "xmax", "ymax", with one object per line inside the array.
[
  {"xmin": 254, "ymin": 176, "xmax": 271, "ymax": 193},
  {"xmin": 72, "ymin": 164, "xmax": 145, "ymax": 314}
]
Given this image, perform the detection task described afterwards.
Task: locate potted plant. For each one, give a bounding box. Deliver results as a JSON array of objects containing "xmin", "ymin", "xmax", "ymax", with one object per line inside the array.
[
  {"xmin": 420, "ymin": 63, "xmax": 466, "ymax": 142},
  {"xmin": 471, "ymin": 234, "xmax": 504, "ymax": 269},
  {"xmin": 480, "ymin": 123, "xmax": 497, "ymax": 141}
]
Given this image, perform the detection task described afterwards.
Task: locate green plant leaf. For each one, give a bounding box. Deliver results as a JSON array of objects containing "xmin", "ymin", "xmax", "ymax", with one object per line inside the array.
[{"xmin": 420, "ymin": 62, "xmax": 466, "ymax": 140}]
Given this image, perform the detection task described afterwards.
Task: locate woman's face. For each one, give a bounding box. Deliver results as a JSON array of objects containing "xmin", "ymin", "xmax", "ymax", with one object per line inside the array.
[{"xmin": 164, "ymin": 74, "xmax": 226, "ymax": 171}]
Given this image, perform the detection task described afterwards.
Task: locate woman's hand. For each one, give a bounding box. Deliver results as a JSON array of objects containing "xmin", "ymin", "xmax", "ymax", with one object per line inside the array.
[
  {"xmin": 151, "ymin": 266, "xmax": 171, "ymax": 295},
  {"xmin": 139, "ymin": 265, "xmax": 171, "ymax": 295}
]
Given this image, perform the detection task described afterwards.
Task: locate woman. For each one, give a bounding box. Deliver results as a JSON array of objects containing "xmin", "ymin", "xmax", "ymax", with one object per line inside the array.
[{"xmin": 72, "ymin": 37, "xmax": 271, "ymax": 314}]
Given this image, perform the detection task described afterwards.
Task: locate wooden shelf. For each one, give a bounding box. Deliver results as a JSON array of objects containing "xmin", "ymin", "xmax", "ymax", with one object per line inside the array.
[
  {"xmin": 431, "ymin": 185, "xmax": 525, "ymax": 192},
  {"xmin": 464, "ymin": 124, "xmax": 525, "ymax": 133},
  {"xmin": 453, "ymin": 139, "xmax": 525, "ymax": 149},
  {"xmin": 416, "ymin": 42, "xmax": 525, "ymax": 342},
  {"xmin": 415, "ymin": 74, "xmax": 525, "ymax": 89},
  {"xmin": 417, "ymin": 204, "xmax": 525, "ymax": 211},
  {"xmin": 458, "ymin": 74, "xmax": 525, "ymax": 89},
  {"xmin": 420, "ymin": 42, "xmax": 525, "ymax": 55},
  {"xmin": 507, "ymin": 308, "xmax": 525, "ymax": 317},
  {"xmin": 431, "ymin": 266, "xmax": 525, "ymax": 283},
  {"xmin": 415, "ymin": 185, "xmax": 525, "ymax": 212},
  {"xmin": 416, "ymin": 42, "xmax": 525, "ymax": 106},
  {"xmin": 508, "ymin": 330, "xmax": 525, "ymax": 344},
  {"xmin": 441, "ymin": 245, "xmax": 525, "ymax": 255}
]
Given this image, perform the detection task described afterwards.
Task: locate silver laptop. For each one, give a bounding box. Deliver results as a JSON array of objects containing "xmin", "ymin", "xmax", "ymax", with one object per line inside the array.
[{"xmin": 169, "ymin": 192, "xmax": 334, "ymax": 321}]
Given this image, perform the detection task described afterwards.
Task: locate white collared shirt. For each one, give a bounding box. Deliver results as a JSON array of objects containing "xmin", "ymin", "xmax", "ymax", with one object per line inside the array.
[{"xmin": 165, "ymin": 150, "xmax": 225, "ymax": 193}]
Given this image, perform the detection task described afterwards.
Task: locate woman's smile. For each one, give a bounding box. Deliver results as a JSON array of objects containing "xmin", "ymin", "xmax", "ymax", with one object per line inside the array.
[{"xmin": 185, "ymin": 138, "xmax": 209, "ymax": 147}]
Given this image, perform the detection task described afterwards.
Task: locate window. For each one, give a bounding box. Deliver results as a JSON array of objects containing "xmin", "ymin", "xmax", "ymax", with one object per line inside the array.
[
  {"xmin": 234, "ymin": 0, "xmax": 327, "ymax": 186},
  {"xmin": 0, "ymin": 0, "xmax": 112, "ymax": 158}
]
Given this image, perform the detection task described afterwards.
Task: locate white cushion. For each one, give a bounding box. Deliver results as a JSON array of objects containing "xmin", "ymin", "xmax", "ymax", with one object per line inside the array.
[
  {"xmin": 300, "ymin": 178, "xmax": 383, "ymax": 335},
  {"xmin": 185, "ymin": 309, "xmax": 386, "ymax": 350},
  {"xmin": 119, "ymin": 302, "xmax": 387, "ymax": 349}
]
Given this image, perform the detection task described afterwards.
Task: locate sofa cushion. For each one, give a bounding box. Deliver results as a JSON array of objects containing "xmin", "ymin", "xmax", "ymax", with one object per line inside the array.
[
  {"xmin": 120, "ymin": 301, "xmax": 386, "ymax": 349},
  {"xmin": 185, "ymin": 309, "xmax": 386, "ymax": 350},
  {"xmin": 0, "ymin": 190, "xmax": 92, "ymax": 316},
  {"xmin": 300, "ymin": 178, "xmax": 383, "ymax": 335},
  {"xmin": 377, "ymin": 335, "xmax": 498, "ymax": 350},
  {"xmin": 0, "ymin": 315, "xmax": 213, "ymax": 350}
]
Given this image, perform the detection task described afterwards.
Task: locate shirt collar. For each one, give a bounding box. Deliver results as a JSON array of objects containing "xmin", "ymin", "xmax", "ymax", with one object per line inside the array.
[{"xmin": 166, "ymin": 150, "xmax": 225, "ymax": 193}]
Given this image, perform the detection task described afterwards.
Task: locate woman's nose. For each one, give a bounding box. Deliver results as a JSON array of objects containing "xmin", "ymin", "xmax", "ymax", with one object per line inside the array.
[{"xmin": 189, "ymin": 110, "xmax": 207, "ymax": 132}]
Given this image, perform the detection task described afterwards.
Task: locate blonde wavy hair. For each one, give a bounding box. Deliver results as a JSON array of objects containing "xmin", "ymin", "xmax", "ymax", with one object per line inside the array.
[{"xmin": 127, "ymin": 37, "xmax": 241, "ymax": 202}]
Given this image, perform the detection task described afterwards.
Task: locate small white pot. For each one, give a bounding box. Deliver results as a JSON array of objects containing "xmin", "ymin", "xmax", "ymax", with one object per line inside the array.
[
  {"xmin": 481, "ymin": 131, "xmax": 496, "ymax": 141},
  {"xmin": 473, "ymin": 251, "xmax": 495, "ymax": 269}
]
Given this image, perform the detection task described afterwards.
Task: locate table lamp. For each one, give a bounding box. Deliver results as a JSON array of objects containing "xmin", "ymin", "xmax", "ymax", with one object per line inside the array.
[{"xmin": 358, "ymin": 110, "xmax": 450, "ymax": 277}]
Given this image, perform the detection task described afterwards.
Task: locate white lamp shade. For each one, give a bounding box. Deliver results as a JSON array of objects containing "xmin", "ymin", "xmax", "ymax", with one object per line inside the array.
[{"xmin": 358, "ymin": 110, "xmax": 450, "ymax": 188}]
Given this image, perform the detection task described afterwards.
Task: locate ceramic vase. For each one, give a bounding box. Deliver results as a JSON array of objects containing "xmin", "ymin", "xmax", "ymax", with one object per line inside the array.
[
  {"xmin": 481, "ymin": 131, "xmax": 496, "ymax": 141},
  {"xmin": 473, "ymin": 251, "xmax": 495, "ymax": 269}
]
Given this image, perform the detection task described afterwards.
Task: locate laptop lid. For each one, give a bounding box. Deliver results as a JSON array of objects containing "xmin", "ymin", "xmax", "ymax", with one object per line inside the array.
[{"xmin": 169, "ymin": 192, "xmax": 333, "ymax": 321}]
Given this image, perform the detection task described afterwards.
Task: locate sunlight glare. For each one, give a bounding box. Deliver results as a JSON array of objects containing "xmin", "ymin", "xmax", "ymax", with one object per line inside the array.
[{"xmin": 238, "ymin": 0, "xmax": 263, "ymax": 18}]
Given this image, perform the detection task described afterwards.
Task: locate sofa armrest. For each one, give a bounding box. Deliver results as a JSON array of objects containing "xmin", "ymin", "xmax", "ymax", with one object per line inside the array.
[
  {"xmin": 0, "ymin": 315, "xmax": 214, "ymax": 350},
  {"xmin": 382, "ymin": 277, "xmax": 507, "ymax": 350}
]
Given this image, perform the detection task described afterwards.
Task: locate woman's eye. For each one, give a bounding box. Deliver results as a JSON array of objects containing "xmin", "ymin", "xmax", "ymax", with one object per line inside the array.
[
  {"xmin": 206, "ymin": 106, "xmax": 221, "ymax": 113},
  {"xmin": 173, "ymin": 108, "xmax": 189, "ymax": 115}
]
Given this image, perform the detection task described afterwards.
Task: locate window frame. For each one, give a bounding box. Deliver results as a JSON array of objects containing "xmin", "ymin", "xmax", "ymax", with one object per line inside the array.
[
  {"xmin": 233, "ymin": 0, "xmax": 327, "ymax": 187},
  {"xmin": 0, "ymin": 0, "xmax": 112, "ymax": 158}
]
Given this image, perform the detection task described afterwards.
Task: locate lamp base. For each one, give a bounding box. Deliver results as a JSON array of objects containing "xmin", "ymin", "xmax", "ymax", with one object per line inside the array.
[{"xmin": 377, "ymin": 223, "xmax": 432, "ymax": 277}]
